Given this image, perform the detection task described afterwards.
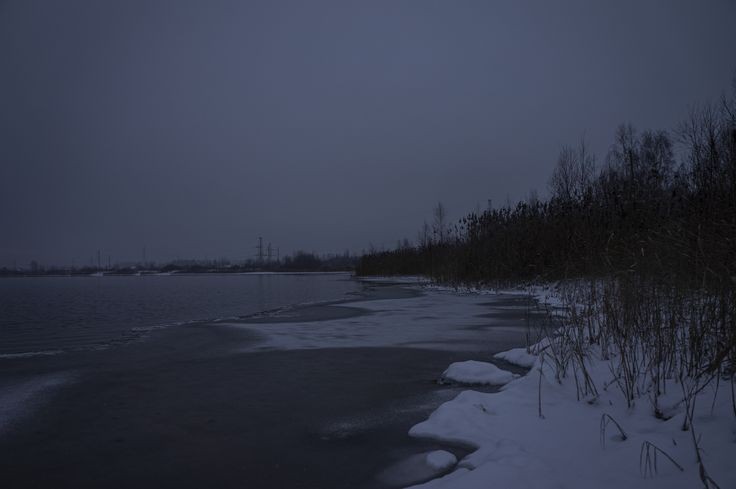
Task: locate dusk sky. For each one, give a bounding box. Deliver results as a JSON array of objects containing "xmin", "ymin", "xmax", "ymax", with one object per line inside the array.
[{"xmin": 2, "ymin": 0, "xmax": 735, "ymax": 267}]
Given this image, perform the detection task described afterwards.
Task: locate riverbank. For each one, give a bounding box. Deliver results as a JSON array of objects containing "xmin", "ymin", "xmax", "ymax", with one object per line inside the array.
[
  {"xmin": 0, "ymin": 280, "xmax": 538, "ymax": 488},
  {"xmin": 401, "ymin": 282, "xmax": 736, "ymax": 489}
]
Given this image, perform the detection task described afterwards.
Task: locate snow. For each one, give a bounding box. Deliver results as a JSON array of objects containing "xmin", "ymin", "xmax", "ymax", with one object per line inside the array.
[
  {"xmin": 0, "ymin": 349, "xmax": 64, "ymax": 360},
  {"xmin": 225, "ymin": 277, "xmax": 736, "ymax": 488},
  {"xmin": 228, "ymin": 288, "xmax": 533, "ymax": 353},
  {"xmin": 379, "ymin": 450, "xmax": 459, "ymax": 487},
  {"xmin": 493, "ymin": 347, "xmax": 538, "ymax": 368},
  {"xmin": 425, "ymin": 450, "xmax": 457, "ymax": 471},
  {"xmin": 424, "ymin": 281, "xmax": 566, "ymax": 311},
  {"xmin": 440, "ymin": 360, "xmax": 518, "ymax": 385},
  {"xmin": 408, "ymin": 352, "xmax": 736, "ymax": 489},
  {"xmin": 357, "ymin": 275, "xmax": 430, "ymax": 284}
]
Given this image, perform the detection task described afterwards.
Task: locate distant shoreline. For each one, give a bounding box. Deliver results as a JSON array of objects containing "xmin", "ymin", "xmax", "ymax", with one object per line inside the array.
[{"xmin": 0, "ymin": 270, "xmax": 355, "ymax": 278}]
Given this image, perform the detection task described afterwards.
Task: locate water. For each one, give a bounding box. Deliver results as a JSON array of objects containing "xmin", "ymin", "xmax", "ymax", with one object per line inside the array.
[
  {"xmin": 0, "ymin": 273, "xmax": 360, "ymax": 356},
  {"xmin": 0, "ymin": 278, "xmax": 534, "ymax": 488}
]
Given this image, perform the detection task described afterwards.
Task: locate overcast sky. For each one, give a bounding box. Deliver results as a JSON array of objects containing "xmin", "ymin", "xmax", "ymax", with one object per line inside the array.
[{"xmin": 1, "ymin": 0, "xmax": 735, "ymax": 266}]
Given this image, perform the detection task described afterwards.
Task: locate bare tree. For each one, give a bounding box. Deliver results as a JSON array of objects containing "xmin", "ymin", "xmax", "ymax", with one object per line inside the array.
[
  {"xmin": 433, "ymin": 202, "xmax": 447, "ymax": 244},
  {"xmin": 576, "ymin": 136, "xmax": 596, "ymax": 199},
  {"xmin": 549, "ymin": 136, "xmax": 596, "ymax": 202},
  {"xmin": 607, "ymin": 123, "xmax": 640, "ymax": 185},
  {"xmin": 418, "ymin": 220, "xmax": 431, "ymax": 249},
  {"xmin": 639, "ymin": 129, "xmax": 674, "ymax": 192},
  {"xmin": 678, "ymin": 103, "xmax": 724, "ymax": 195},
  {"xmin": 550, "ymin": 145, "xmax": 578, "ymax": 202}
]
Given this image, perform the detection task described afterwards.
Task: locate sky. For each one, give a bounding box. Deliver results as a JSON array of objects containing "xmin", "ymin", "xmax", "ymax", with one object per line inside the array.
[{"xmin": 1, "ymin": 0, "xmax": 735, "ymax": 267}]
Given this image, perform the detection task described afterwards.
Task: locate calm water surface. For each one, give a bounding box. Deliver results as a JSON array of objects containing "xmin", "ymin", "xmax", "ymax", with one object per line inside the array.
[
  {"xmin": 0, "ymin": 273, "xmax": 360, "ymax": 356},
  {"xmin": 0, "ymin": 276, "xmax": 534, "ymax": 488}
]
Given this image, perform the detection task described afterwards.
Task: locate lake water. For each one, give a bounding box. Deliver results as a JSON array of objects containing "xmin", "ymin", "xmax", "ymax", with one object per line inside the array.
[
  {"xmin": 0, "ymin": 273, "xmax": 360, "ymax": 357},
  {"xmin": 0, "ymin": 274, "xmax": 536, "ymax": 488}
]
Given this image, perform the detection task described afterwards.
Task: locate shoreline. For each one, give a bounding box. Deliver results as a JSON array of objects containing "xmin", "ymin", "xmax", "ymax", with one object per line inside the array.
[{"xmin": 0, "ymin": 270, "xmax": 357, "ymax": 279}]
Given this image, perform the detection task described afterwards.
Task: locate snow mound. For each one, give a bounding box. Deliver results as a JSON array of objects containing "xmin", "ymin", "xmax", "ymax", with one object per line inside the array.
[
  {"xmin": 493, "ymin": 347, "xmax": 538, "ymax": 368},
  {"xmin": 409, "ymin": 355, "xmax": 736, "ymax": 489},
  {"xmin": 426, "ymin": 450, "xmax": 457, "ymax": 471},
  {"xmin": 379, "ymin": 450, "xmax": 458, "ymax": 487},
  {"xmin": 440, "ymin": 360, "xmax": 517, "ymax": 385}
]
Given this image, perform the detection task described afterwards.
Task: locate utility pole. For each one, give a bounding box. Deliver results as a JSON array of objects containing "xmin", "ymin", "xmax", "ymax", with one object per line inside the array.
[
  {"xmin": 97, "ymin": 250, "xmax": 101, "ymax": 271},
  {"xmin": 267, "ymin": 242, "xmax": 272, "ymax": 263}
]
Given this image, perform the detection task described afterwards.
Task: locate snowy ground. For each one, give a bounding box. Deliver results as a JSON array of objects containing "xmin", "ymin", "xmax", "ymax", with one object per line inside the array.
[
  {"xmin": 394, "ymin": 280, "xmax": 736, "ymax": 489},
  {"xmin": 492, "ymin": 347, "xmax": 538, "ymax": 368},
  {"xmin": 330, "ymin": 278, "xmax": 736, "ymax": 489},
  {"xmin": 408, "ymin": 350, "xmax": 736, "ymax": 489},
  {"xmin": 222, "ymin": 278, "xmax": 736, "ymax": 488}
]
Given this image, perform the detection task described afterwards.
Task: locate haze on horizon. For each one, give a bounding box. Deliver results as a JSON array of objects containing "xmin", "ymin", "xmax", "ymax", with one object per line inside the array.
[{"xmin": 1, "ymin": 0, "xmax": 735, "ymax": 267}]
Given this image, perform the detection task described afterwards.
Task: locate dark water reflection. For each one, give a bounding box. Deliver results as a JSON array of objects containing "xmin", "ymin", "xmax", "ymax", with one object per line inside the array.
[
  {"xmin": 0, "ymin": 273, "xmax": 359, "ymax": 356},
  {"xmin": 0, "ymin": 280, "xmax": 534, "ymax": 489}
]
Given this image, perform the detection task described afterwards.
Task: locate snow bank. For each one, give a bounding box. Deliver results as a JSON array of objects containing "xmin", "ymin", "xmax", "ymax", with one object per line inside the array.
[
  {"xmin": 493, "ymin": 347, "xmax": 538, "ymax": 368},
  {"xmin": 357, "ymin": 275, "xmax": 430, "ymax": 284},
  {"xmin": 409, "ymin": 357, "xmax": 736, "ymax": 489},
  {"xmin": 425, "ymin": 450, "xmax": 457, "ymax": 471},
  {"xmin": 440, "ymin": 360, "xmax": 517, "ymax": 386},
  {"xmin": 424, "ymin": 282, "xmax": 564, "ymax": 309},
  {"xmin": 379, "ymin": 450, "xmax": 459, "ymax": 487}
]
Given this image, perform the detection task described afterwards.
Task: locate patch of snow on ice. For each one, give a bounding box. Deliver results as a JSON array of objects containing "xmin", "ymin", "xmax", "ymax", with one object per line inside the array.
[
  {"xmin": 357, "ymin": 275, "xmax": 430, "ymax": 284},
  {"xmin": 493, "ymin": 347, "xmax": 538, "ymax": 368},
  {"xmin": 440, "ymin": 360, "xmax": 518, "ymax": 386},
  {"xmin": 426, "ymin": 450, "xmax": 457, "ymax": 471},
  {"xmin": 229, "ymin": 289, "xmax": 533, "ymax": 353},
  {"xmin": 379, "ymin": 450, "xmax": 458, "ymax": 487}
]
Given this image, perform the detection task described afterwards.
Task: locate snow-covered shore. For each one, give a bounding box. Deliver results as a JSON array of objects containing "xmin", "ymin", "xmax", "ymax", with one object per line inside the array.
[
  {"xmin": 228, "ymin": 276, "xmax": 735, "ymax": 487},
  {"xmin": 408, "ymin": 348, "xmax": 735, "ymax": 488},
  {"xmin": 396, "ymin": 279, "xmax": 736, "ymax": 489}
]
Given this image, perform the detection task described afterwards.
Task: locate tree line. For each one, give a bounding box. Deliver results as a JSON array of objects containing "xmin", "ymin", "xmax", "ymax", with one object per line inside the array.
[
  {"xmin": 358, "ymin": 81, "xmax": 736, "ymax": 294},
  {"xmin": 359, "ymin": 81, "xmax": 736, "ymax": 478},
  {"xmin": 1, "ymin": 251, "xmax": 358, "ymax": 276}
]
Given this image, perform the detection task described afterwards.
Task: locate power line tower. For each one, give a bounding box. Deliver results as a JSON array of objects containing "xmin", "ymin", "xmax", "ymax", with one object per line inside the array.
[
  {"xmin": 256, "ymin": 237, "xmax": 264, "ymax": 265},
  {"xmin": 267, "ymin": 242, "xmax": 272, "ymax": 263}
]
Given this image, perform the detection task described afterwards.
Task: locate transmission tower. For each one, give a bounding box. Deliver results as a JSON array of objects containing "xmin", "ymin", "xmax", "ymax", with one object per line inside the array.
[{"xmin": 256, "ymin": 237, "xmax": 264, "ymax": 264}]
